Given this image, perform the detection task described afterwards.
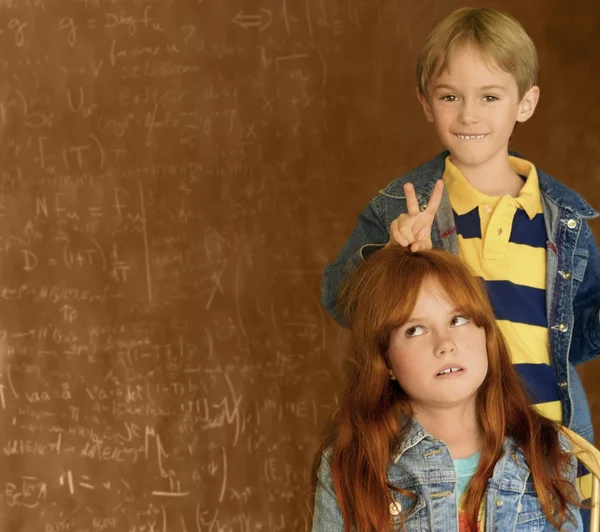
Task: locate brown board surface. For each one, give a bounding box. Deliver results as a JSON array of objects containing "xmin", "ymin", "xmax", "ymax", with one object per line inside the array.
[{"xmin": 0, "ymin": 1, "xmax": 599, "ymax": 531}]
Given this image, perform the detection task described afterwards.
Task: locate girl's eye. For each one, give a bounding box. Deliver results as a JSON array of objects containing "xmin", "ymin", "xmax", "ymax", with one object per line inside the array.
[
  {"xmin": 483, "ymin": 95, "xmax": 498, "ymax": 102},
  {"xmin": 406, "ymin": 325, "xmax": 425, "ymax": 338},
  {"xmin": 451, "ymin": 315, "xmax": 470, "ymax": 327}
]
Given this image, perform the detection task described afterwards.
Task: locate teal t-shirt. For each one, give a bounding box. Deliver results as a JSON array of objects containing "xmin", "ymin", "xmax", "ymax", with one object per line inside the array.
[{"xmin": 453, "ymin": 450, "xmax": 481, "ymax": 501}]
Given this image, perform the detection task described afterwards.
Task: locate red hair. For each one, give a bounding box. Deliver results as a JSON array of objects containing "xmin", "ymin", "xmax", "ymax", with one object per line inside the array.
[{"xmin": 326, "ymin": 246, "xmax": 579, "ymax": 531}]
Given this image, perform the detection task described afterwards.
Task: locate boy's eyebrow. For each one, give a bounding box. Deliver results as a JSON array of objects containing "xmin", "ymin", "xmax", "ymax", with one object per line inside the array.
[
  {"xmin": 480, "ymin": 84, "xmax": 508, "ymax": 91},
  {"xmin": 432, "ymin": 84, "xmax": 457, "ymax": 91},
  {"xmin": 432, "ymin": 83, "xmax": 507, "ymax": 92}
]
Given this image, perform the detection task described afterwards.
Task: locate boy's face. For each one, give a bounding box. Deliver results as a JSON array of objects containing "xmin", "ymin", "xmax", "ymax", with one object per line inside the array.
[{"xmin": 417, "ymin": 43, "xmax": 539, "ymax": 171}]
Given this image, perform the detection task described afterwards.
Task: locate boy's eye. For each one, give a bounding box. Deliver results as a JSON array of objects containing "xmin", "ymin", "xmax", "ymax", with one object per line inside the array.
[
  {"xmin": 451, "ymin": 315, "xmax": 470, "ymax": 327},
  {"xmin": 406, "ymin": 325, "xmax": 425, "ymax": 338},
  {"xmin": 441, "ymin": 95, "xmax": 457, "ymax": 102},
  {"xmin": 483, "ymin": 95, "xmax": 498, "ymax": 102}
]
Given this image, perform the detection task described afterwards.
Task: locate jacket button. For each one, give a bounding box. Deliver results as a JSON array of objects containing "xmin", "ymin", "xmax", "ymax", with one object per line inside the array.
[
  {"xmin": 558, "ymin": 323, "xmax": 569, "ymax": 333},
  {"xmin": 420, "ymin": 203, "xmax": 428, "ymax": 212},
  {"xmin": 389, "ymin": 501, "xmax": 402, "ymax": 515},
  {"xmin": 559, "ymin": 270, "xmax": 571, "ymax": 280},
  {"xmin": 559, "ymin": 381, "xmax": 568, "ymax": 389},
  {"xmin": 518, "ymin": 503, "xmax": 523, "ymax": 513},
  {"xmin": 567, "ymin": 219, "xmax": 577, "ymax": 229},
  {"xmin": 496, "ymin": 499, "xmax": 503, "ymax": 507}
]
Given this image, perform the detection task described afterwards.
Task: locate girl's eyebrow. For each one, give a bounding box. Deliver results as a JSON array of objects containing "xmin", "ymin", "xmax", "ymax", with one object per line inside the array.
[
  {"xmin": 404, "ymin": 308, "xmax": 462, "ymax": 323},
  {"xmin": 404, "ymin": 316, "xmax": 425, "ymax": 324},
  {"xmin": 403, "ymin": 306, "xmax": 463, "ymax": 323}
]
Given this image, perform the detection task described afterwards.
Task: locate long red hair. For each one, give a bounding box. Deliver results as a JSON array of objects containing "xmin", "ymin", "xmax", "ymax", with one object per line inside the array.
[{"xmin": 325, "ymin": 246, "xmax": 579, "ymax": 531}]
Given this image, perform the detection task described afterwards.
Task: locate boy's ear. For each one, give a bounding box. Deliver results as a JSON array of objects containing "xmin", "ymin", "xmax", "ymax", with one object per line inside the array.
[
  {"xmin": 416, "ymin": 87, "xmax": 435, "ymax": 123},
  {"xmin": 516, "ymin": 85, "xmax": 540, "ymax": 123}
]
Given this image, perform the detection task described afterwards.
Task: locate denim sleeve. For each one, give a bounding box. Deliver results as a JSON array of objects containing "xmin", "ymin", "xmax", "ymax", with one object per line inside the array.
[
  {"xmin": 547, "ymin": 462, "xmax": 584, "ymax": 531},
  {"xmin": 321, "ymin": 200, "xmax": 388, "ymax": 326},
  {"xmin": 570, "ymin": 220, "xmax": 600, "ymax": 365},
  {"xmin": 311, "ymin": 454, "xmax": 345, "ymax": 531},
  {"xmin": 542, "ymin": 437, "xmax": 584, "ymax": 531},
  {"xmin": 561, "ymin": 452, "xmax": 584, "ymax": 532}
]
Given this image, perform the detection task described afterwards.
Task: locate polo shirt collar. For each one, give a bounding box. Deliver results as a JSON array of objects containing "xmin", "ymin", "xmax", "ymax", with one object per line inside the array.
[{"xmin": 443, "ymin": 156, "xmax": 542, "ymax": 219}]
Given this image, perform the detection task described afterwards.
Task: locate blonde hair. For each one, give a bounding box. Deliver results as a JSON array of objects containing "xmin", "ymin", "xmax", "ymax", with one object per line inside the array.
[{"xmin": 417, "ymin": 7, "xmax": 538, "ymax": 100}]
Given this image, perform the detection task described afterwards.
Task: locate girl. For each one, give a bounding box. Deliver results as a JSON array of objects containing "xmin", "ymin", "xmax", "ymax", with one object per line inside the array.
[{"xmin": 312, "ymin": 247, "xmax": 582, "ymax": 531}]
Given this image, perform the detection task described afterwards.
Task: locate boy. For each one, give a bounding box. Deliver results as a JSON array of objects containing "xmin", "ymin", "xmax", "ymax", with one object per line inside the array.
[{"xmin": 322, "ymin": 6, "xmax": 600, "ymax": 472}]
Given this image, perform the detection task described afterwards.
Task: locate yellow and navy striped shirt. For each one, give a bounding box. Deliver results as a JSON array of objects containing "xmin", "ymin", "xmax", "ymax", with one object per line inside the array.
[
  {"xmin": 443, "ymin": 155, "xmax": 591, "ymax": 497},
  {"xmin": 444, "ymin": 156, "xmax": 560, "ymax": 420}
]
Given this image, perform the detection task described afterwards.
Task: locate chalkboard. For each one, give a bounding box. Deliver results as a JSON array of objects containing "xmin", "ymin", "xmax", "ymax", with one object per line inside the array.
[{"xmin": 1, "ymin": 1, "xmax": 600, "ymax": 531}]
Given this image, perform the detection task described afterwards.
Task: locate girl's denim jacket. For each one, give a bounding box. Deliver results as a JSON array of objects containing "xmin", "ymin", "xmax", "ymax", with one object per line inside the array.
[
  {"xmin": 312, "ymin": 419, "xmax": 583, "ymax": 531},
  {"xmin": 321, "ymin": 152, "xmax": 600, "ymax": 443}
]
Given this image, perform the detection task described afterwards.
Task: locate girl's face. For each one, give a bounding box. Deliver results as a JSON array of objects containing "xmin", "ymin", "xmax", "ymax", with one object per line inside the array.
[{"xmin": 388, "ymin": 279, "xmax": 488, "ymax": 412}]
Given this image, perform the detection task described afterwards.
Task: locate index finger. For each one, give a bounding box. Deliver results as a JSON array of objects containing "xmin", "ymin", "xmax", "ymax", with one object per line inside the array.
[
  {"xmin": 403, "ymin": 183, "xmax": 420, "ymax": 216},
  {"xmin": 425, "ymin": 179, "xmax": 444, "ymax": 215}
]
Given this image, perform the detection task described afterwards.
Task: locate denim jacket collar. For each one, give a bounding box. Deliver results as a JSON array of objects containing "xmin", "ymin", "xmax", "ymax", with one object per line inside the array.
[
  {"xmin": 381, "ymin": 150, "xmax": 598, "ymax": 219},
  {"xmin": 392, "ymin": 417, "xmax": 429, "ymax": 463},
  {"xmin": 391, "ymin": 417, "xmax": 530, "ymax": 481}
]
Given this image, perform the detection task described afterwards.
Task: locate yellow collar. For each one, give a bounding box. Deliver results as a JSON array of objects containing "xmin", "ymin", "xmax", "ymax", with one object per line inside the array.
[{"xmin": 444, "ymin": 156, "xmax": 542, "ymax": 219}]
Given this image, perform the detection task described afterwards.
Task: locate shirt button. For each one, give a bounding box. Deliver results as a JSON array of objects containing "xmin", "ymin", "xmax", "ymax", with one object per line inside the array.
[
  {"xmin": 497, "ymin": 228, "xmax": 503, "ymax": 235},
  {"xmin": 496, "ymin": 499, "xmax": 503, "ymax": 507},
  {"xmin": 559, "ymin": 381, "xmax": 568, "ymax": 389},
  {"xmin": 567, "ymin": 219, "xmax": 577, "ymax": 229},
  {"xmin": 484, "ymin": 205, "xmax": 493, "ymax": 213},
  {"xmin": 389, "ymin": 501, "xmax": 402, "ymax": 515}
]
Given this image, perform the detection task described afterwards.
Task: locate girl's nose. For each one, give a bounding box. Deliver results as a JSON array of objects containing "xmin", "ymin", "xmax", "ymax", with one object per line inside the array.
[{"xmin": 435, "ymin": 336, "xmax": 457, "ymax": 357}]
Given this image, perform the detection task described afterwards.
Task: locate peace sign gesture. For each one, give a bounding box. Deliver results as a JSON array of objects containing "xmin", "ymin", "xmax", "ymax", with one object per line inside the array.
[{"xmin": 387, "ymin": 179, "xmax": 444, "ymax": 252}]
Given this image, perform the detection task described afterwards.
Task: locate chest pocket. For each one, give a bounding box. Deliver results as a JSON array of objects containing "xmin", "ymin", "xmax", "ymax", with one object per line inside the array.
[
  {"xmin": 572, "ymin": 250, "xmax": 588, "ymax": 282},
  {"xmin": 389, "ymin": 488, "xmax": 427, "ymax": 531},
  {"xmin": 516, "ymin": 491, "xmax": 580, "ymax": 531},
  {"xmin": 514, "ymin": 489, "xmax": 547, "ymax": 530},
  {"xmin": 571, "ymin": 250, "xmax": 588, "ymax": 298}
]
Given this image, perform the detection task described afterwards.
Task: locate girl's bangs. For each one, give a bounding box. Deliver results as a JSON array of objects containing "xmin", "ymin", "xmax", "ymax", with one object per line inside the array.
[{"xmin": 434, "ymin": 272, "xmax": 490, "ymax": 328}]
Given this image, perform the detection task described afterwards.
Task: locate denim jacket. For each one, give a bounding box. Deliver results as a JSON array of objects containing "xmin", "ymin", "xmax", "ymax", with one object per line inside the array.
[
  {"xmin": 312, "ymin": 419, "xmax": 583, "ymax": 531},
  {"xmin": 321, "ymin": 151, "xmax": 600, "ymax": 443}
]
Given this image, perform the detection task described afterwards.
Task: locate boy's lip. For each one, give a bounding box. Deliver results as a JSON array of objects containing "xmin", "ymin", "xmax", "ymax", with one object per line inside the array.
[{"xmin": 454, "ymin": 133, "xmax": 489, "ymax": 139}]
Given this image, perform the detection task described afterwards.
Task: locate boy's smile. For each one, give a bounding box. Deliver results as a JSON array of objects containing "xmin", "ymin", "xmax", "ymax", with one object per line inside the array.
[
  {"xmin": 455, "ymin": 134, "xmax": 487, "ymax": 140},
  {"xmin": 417, "ymin": 43, "xmax": 539, "ymax": 186}
]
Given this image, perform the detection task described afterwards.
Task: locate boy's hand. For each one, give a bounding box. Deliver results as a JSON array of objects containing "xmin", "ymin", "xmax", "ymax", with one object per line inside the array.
[{"xmin": 387, "ymin": 179, "xmax": 444, "ymax": 252}]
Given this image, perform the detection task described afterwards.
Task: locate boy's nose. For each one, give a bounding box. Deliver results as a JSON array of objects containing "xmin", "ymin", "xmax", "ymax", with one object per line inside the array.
[{"xmin": 457, "ymin": 102, "xmax": 479, "ymax": 124}]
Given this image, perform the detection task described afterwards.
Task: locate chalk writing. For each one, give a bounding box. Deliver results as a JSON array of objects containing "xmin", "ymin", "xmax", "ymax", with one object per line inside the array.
[{"xmin": 0, "ymin": 0, "xmax": 387, "ymax": 529}]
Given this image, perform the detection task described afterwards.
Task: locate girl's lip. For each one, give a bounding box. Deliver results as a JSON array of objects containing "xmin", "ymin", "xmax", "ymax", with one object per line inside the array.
[{"xmin": 435, "ymin": 365, "xmax": 465, "ymax": 376}]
